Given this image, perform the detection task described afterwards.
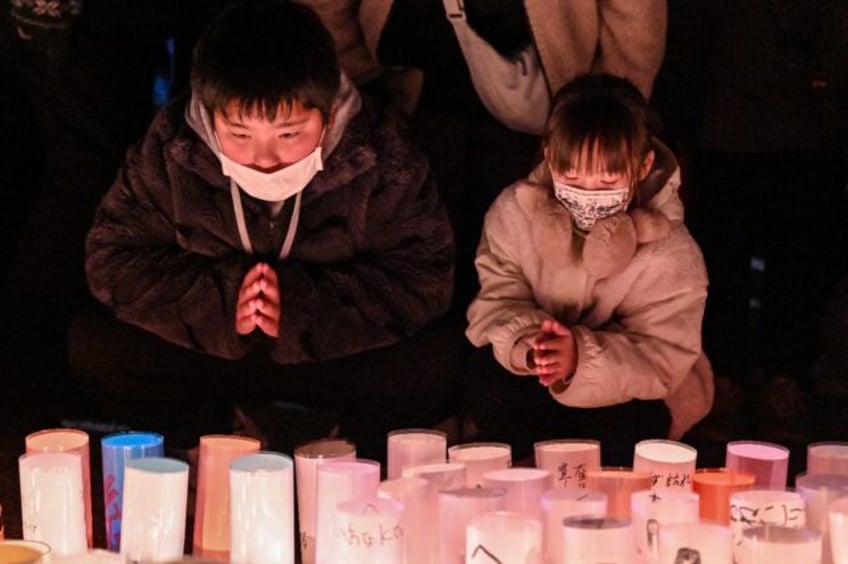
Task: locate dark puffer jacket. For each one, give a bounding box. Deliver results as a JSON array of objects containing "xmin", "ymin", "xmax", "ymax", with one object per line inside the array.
[{"xmin": 86, "ymin": 94, "xmax": 454, "ymax": 364}]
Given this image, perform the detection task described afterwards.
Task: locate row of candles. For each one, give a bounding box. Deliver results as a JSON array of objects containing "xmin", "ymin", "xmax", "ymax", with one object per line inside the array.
[{"xmin": 5, "ymin": 428, "xmax": 848, "ymax": 563}]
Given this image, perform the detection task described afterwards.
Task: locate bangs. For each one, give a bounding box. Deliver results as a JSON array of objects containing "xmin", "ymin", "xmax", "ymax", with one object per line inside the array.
[
  {"xmin": 548, "ymin": 136, "xmax": 633, "ymax": 177},
  {"xmin": 546, "ymin": 96, "xmax": 639, "ymax": 177}
]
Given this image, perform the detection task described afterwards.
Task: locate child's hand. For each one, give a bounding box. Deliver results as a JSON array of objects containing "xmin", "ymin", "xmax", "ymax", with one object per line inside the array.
[
  {"xmin": 531, "ymin": 319, "xmax": 576, "ymax": 386},
  {"xmin": 235, "ymin": 263, "xmax": 281, "ymax": 337}
]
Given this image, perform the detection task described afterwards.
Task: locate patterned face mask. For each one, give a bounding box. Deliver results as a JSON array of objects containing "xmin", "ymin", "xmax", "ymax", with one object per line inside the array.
[{"xmin": 553, "ymin": 180, "xmax": 630, "ymax": 232}]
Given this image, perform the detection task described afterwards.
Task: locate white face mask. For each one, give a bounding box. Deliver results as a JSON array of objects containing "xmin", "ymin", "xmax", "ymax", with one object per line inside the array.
[
  {"xmin": 553, "ymin": 180, "xmax": 630, "ymax": 232},
  {"xmin": 218, "ymin": 141, "xmax": 324, "ymax": 202}
]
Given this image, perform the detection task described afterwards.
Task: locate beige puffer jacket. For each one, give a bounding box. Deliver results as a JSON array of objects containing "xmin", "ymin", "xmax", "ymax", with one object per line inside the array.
[{"xmin": 466, "ymin": 141, "xmax": 713, "ymax": 439}]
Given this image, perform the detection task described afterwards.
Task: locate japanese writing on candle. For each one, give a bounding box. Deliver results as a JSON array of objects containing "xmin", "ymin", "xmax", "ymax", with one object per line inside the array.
[
  {"xmin": 650, "ymin": 471, "xmax": 691, "ymax": 489},
  {"xmin": 469, "ymin": 544, "xmax": 503, "ymax": 562},
  {"xmin": 557, "ymin": 461, "xmax": 588, "ymax": 488},
  {"xmin": 334, "ymin": 521, "xmax": 403, "ymax": 550},
  {"xmin": 729, "ymin": 502, "xmax": 804, "ymax": 542}
]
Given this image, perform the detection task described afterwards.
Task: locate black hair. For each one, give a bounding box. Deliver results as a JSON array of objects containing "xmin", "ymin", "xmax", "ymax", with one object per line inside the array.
[
  {"xmin": 191, "ymin": 0, "xmax": 340, "ymax": 122},
  {"xmin": 543, "ymin": 74, "xmax": 658, "ymax": 190}
]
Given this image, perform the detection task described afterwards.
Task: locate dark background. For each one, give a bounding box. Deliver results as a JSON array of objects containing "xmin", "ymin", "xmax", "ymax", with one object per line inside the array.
[{"xmin": 1, "ymin": 0, "xmax": 847, "ymax": 549}]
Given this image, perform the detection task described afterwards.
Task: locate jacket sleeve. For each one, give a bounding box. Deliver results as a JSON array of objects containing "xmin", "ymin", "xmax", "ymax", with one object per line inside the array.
[
  {"xmin": 268, "ymin": 116, "xmax": 455, "ymax": 364},
  {"xmin": 85, "ymin": 118, "xmax": 253, "ymax": 360},
  {"xmin": 466, "ymin": 189, "xmax": 553, "ymax": 373},
  {"xmin": 596, "ymin": 0, "xmax": 667, "ymax": 99},
  {"xmin": 552, "ymin": 227, "xmax": 708, "ymax": 407}
]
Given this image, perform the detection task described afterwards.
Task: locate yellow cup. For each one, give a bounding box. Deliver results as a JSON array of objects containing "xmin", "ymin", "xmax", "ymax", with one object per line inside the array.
[{"xmin": 0, "ymin": 539, "xmax": 51, "ymax": 563}]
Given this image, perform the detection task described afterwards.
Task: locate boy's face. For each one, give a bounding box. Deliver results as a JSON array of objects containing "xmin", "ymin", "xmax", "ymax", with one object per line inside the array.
[{"xmin": 213, "ymin": 100, "xmax": 326, "ymax": 173}]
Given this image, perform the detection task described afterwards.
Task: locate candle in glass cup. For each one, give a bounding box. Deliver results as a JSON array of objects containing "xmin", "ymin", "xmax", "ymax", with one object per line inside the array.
[
  {"xmin": 18, "ymin": 451, "xmax": 87, "ymax": 557},
  {"xmin": 542, "ymin": 489, "xmax": 607, "ymax": 564},
  {"xmin": 631, "ymin": 489, "xmax": 699, "ymax": 564},
  {"xmin": 533, "ymin": 439, "xmax": 601, "ymax": 489},
  {"xmin": 465, "ymin": 510, "xmax": 543, "ymax": 564},
  {"xmin": 795, "ymin": 472, "xmax": 848, "ymax": 564},
  {"xmin": 827, "ymin": 495, "xmax": 848, "ymax": 564},
  {"xmin": 330, "ymin": 497, "xmax": 403, "ymax": 564},
  {"xmin": 314, "ymin": 459, "xmax": 381, "ymax": 564},
  {"xmin": 692, "ymin": 468, "xmax": 756, "ymax": 524},
  {"xmin": 585, "ymin": 467, "xmax": 652, "ymax": 520},
  {"xmin": 229, "ymin": 452, "xmax": 295, "ymax": 564},
  {"xmin": 481, "ymin": 467, "xmax": 552, "ymax": 522},
  {"xmin": 25, "ymin": 428, "xmax": 93, "ymax": 548},
  {"xmin": 401, "ymin": 461, "xmax": 466, "ymax": 564},
  {"xmin": 294, "ymin": 438, "xmax": 356, "ymax": 564},
  {"xmin": 120, "ymin": 457, "xmax": 189, "ymax": 564},
  {"xmin": 100, "ymin": 431, "xmax": 165, "ymax": 552},
  {"xmin": 808, "ymin": 442, "xmax": 848, "ymax": 477},
  {"xmin": 448, "ymin": 442, "xmax": 511, "ymax": 488},
  {"xmin": 726, "ymin": 440, "xmax": 790, "ymax": 490},
  {"xmin": 659, "ymin": 522, "xmax": 733, "ymax": 564},
  {"xmin": 378, "ymin": 476, "xmax": 429, "ymax": 564},
  {"xmin": 438, "ymin": 487, "xmax": 506, "ymax": 564},
  {"xmin": 386, "ymin": 429, "xmax": 446, "ymax": 480},
  {"xmin": 561, "ymin": 517, "xmax": 636, "ymax": 564},
  {"xmin": 192, "ymin": 434, "xmax": 261, "ymax": 560},
  {"xmin": 633, "ymin": 439, "xmax": 697, "ymax": 490},
  {"xmin": 738, "ymin": 525, "xmax": 822, "ymax": 564},
  {"xmin": 729, "ymin": 488, "xmax": 806, "ymax": 562}
]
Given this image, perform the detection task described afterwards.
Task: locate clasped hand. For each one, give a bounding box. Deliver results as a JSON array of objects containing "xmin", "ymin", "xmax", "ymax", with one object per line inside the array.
[
  {"xmin": 236, "ymin": 262, "xmax": 280, "ymax": 338},
  {"xmin": 530, "ymin": 319, "xmax": 577, "ymax": 387}
]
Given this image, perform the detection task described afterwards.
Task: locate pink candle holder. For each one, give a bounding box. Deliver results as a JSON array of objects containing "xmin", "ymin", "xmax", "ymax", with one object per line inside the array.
[
  {"xmin": 314, "ymin": 459, "xmax": 381, "ymax": 564},
  {"xmin": 378, "ymin": 476, "xmax": 429, "ymax": 564},
  {"xmin": 739, "ymin": 525, "xmax": 822, "ymax": 564},
  {"xmin": 438, "ymin": 487, "xmax": 506, "ymax": 564},
  {"xmin": 827, "ymin": 495, "xmax": 848, "ymax": 564},
  {"xmin": 480, "ymin": 467, "xmax": 552, "ymax": 522},
  {"xmin": 585, "ymin": 467, "xmax": 652, "ymax": 520},
  {"xmin": 192, "ymin": 434, "xmax": 261, "ymax": 560},
  {"xmin": 726, "ymin": 440, "xmax": 790, "ymax": 490},
  {"xmin": 631, "ymin": 489, "xmax": 700, "ymax": 564},
  {"xmin": 448, "ymin": 442, "xmax": 512, "ymax": 488},
  {"xmin": 18, "ymin": 452, "xmax": 87, "ymax": 557},
  {"xmin": 533, "ymin": 439, "xmax": 601, "ymax": 489},
  {"xmin": 561, "ymin": 517, "xmax": 636, "ymax": 564},
  {"xmin": 692, "ymin": 468, "xmax": 756, "ymax": 524},
  {"xmin": 294, "ymin": 438, "xmax": 356, "ymax": 564},
  {"xmin": 795, "ymin": 472, "xmax": 848, "ymax": 564},
  {"xmin": 25, "ymin": 428, "xmax": 92, "ymax": 548},
  {"xmin": 386, "ymin": 429, "xmax": 446, "ymax": 480},
  {"xmin": 658, "ymin": 522, "xmax": 733, "ymax": 563},
  {"xmin": 808, "ymin": 442, "xmax": 848, "ymax": 477},
  {"xmin": 330, "ymin": 497, "xmax": 403, "ymax": 564},
  {"xmin": 120, "ymin": 457, "xmax": 189, "ymax": 563},
  {"xmin": 465, "ymin": 510, "xmax": 542, "ymax": 563},
  {"xmin": 633, "ymin": 439, "xmax": 697, "ymax": 491},
  {"xmin": 401, "ymin": 461, "xmax": 467, "ymax": 563},
  {"xmin": 229, "ymin": 452, "xmax": 294, "ymax": 564},
  {"xmin": 542, "ymin": 489, "xmax": 607, "ymax": 564},
  {"xmin": 729, "ymin": 488, "xmax": 806, "ymax": 562}
]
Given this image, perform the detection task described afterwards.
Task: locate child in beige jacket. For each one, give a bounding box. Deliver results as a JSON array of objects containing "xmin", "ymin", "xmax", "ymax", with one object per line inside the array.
[{"xmin": 464, "ymin": 74, "xmax": 713, "ymax": 460}]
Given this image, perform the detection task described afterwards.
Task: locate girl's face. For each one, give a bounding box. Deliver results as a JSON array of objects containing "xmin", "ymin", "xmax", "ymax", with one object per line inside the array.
[
  {"xmin": 551, "ymin": 167, "xmax": 630, "ymax": 192},
  {"xmin": 547, "ymin": 145, "xmax": 655, "ymax": 195},
  {"xmin": 213, "ymin": 99, "xmax": 328, "ymax": 173}
]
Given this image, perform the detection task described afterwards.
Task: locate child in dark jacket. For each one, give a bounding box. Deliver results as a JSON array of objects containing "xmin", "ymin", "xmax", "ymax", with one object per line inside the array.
[{"xmin": 70, "ymin": 0, "xmax": 462, "ymax": 460}]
